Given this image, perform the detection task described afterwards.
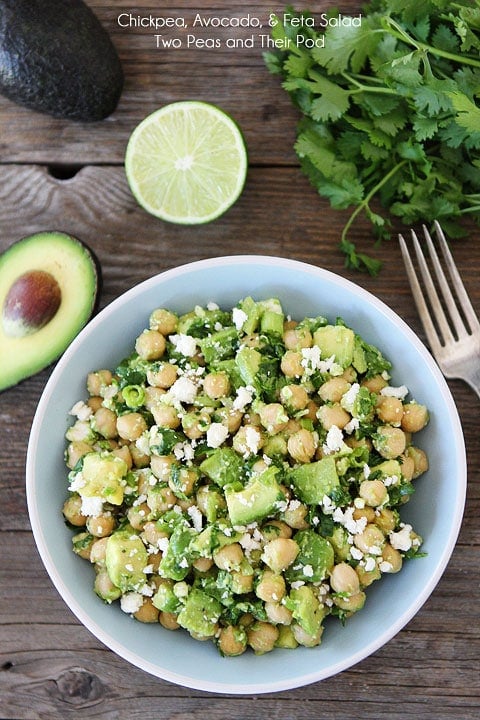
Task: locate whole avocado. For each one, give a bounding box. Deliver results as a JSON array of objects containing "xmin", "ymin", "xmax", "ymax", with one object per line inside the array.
[{"xmin": 0, "ymin": 0, "xmax": 123, "ymax": 121}]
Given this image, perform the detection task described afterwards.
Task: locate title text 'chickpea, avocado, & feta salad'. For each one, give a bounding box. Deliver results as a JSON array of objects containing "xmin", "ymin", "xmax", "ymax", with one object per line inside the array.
[{"xmin": 63, "ymin": 297, "xmax": 429, "ymax": 656}]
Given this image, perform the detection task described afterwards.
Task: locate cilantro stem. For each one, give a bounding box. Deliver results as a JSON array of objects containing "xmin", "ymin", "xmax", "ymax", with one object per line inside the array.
[
  {"xmin": 383, "ymin": 17, "xmax": 480, "ymax": 69},
  {"xmin": 341, "ymin": 160, "xmax": 408, "ymax": 244},
  {"xmin": 342, "ymin": 72, "xmax": 398, "ymax": 96}
]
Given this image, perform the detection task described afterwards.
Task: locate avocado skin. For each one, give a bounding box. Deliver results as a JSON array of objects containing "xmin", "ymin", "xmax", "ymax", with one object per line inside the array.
[{"xmin": 0, "ymin": 0, "xmax": 123, "ymax": 121}]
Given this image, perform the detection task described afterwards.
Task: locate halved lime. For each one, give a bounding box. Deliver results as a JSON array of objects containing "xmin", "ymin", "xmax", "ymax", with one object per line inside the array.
[{"xmin": 125, "ymin": 101, "xmax": 248, "ymax": 224}]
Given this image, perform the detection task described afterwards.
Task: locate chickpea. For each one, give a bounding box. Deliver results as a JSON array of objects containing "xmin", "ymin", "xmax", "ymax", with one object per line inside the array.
[
  {"xmin": 404, "ymin": 446, "xmax": 429, "ymax": 478},
  {"xmin": 247, "ymin": 622, "xmax": 279, "ymax": 654},
  {"xmin": 317, "ymin": 403, "xmax": 351, "ymax": 430},
  {"xmin": 144, "ymin": 386, "xmax": 166, "ymax": 410},
  {"xmin": 287, "ymin": 428, "xmax": 317, "ymax": 463},
  {"xmin": 401, "ymin": 402, "xmax": 429, "ymax": 433},
  {"xmin": 303, "ymin": 399, "xmax": 319, "ymax": 421},
  {"xmin": 87, "ymin": 396, "xmax": 103, "ymax": 412},
  {"xmin": 375, "ymin": 508, "xmax": 397, "ymax": 534},
  {"xmin": 169, "ymin": 467, "xmax": 198, "ymax": 498},
  {"xmin": 136, "ymin": 468, "xmax": 153, "ymax": 496},
  {"xmin": 333, "ymin": 590, "xmax": 366, "ymax": 612},
  {"xmin": 135, "ymin": 329, "xmax": 166, "ymax": 361},
  {"xmin": 373, "ymin": 425, "xmax": 406, "ymax": 459},
  {"xmin": 352, "ymin": 506, "xmax": 376, "ymax": 523},
  {"xmin": 93, "ymin": 406, "xmax": 117, "ymax": 439},
  {"xmin": 399, "ymin": 453, "xmax": 415, "ymax": 481},
  {"xmin": 355, "ymin": 563, "xmax": 381, "ymax": 588},
  {"xmin": 129, "ymin": 442, "xmax": 150, "ymax": 468},
  {"xmin": 89, "ymin": 536, "xmax": 108, "ymax": 565},
  {"xmin": 112, "ymin": 444, "xmax": 133, "ymax": 470},
  {"xmin": 151, "ymin": 454, "xmax": 176, "ymax": 481},
  {"xmin": 381, "ymin": 543, "xmax": 403, "ymax": 573},
  {"xmin": 376, "ymin": 395, "xmax": 404, "ymax": 426},
  {"xmin": 265, "ymin": 602, "xmax": 293, "ymax": 625},
  {"xmin": 214, "ymin": 407, "xmax": 243, "ymax": 434},
  {"xmin": 283, "ymin": 325, "xmax": 312, "ymax": 350},
  {"xmin": 182, "ymin": 410, "xmax": 211, "ymax": 440},
  {"xmin": 127, "ymin": 502, "xmax": 150, "ymax": 530},
  {"xmin": 217, "ymin": 625, "xmax": 247, "ymax": 656},
  {"xmin": 258, "ymin": 403, "xmax": 289, "ymax": 435},
  {"xmin": 86, "ymin": 513, "xmax": 116, "ymax": 538},
  {"xmin": 232, "ymin": 425, "xmax": 264, "ymax": 456},
  {"xmin": 261, "ymin": 537, "xmax": 299, "ymax": 573},
  {"xmin": 341, "ymin": 366, "xmax": 357, "ymax": 383},
  {"xmin": 359, "ymin": 479, "xmax": 388, "ymax": 507},
  {"xmin": 159, "ymin": 611, "xmax": 180, "ymax": 630},
  {"xmin": 361, "ymin": 374, "xmax": 388, "ymax": 393},
  {"xmin": 147, "ymin": 485, "xmax": 176, "ymax": 516},
  {"xmin": 318, "ymin": 377, "xmax": 351, "ymax": 403},
  {"xmin": 94, "ymin": 568, "xmax": 121, "ymax": 602},
  {"xmin": 72, "ymin": 532, "xmax": 94, "ymax": 559},
  {"xmin": 149, "ymin": 308, "xmax": 178, "ymax": 335},
  {"xmin": 193, "ymin": 557, "xmax": 214, "ymax": 573},
  {"xmin": 62, "ymin": 495, "xmax": 86, "ymax": 527},
  {"xmin": 147, "ymin": 363, "xmax": 178, "ymax": 389},
  {"xmin": 203, "ymin": 372, "xmax": 231, "ymax": 399},
  {"xmin": 134, "ymin": 598, "xmax": 160, "ymax": 623},
  {"xmin": 256, "ymin": 569, "xmax": 286, "ymax": 602},
  {"xmin": 261, "ymin": 520, "xmax": 292, "ymax": 541},
  {"xmin": 280, "ymin": 384, "xmax": 309, "ymax": 412},
  {"xmin": 330, "ymin": 562, "xmax": 361, "ymax": 595},
  {"xmin": 292, "ymin": 623, "xmax": 323, "ymax": 648},
  {"xmin": 116, "ymin": 412, "xmax": 147, "ymax": 442},
  {"xmin": 213, "ymin": 543, "xmax": 244, "ymax": 571},
  {"xmin": 87, "ymin": 369, "xmax": 112, "ymax": 396},
  {"xmin": 281, "ymin": 350, "xmax": 304, "ymax": 378},
  {"xmin": 354, "ymin": 524, "xmax": 385, "ymax": 555},
  {"xmin": 141, "ymin": 521, "xmax": 168, "ymax": 547},
  {"xmin": 65, "ymin": 441, "xmax": 92, "ymax": 469},
  {"xmin": 283, "ymin": 501, "xmax": 309, "ymax": 530},
  {"xmin": 151, "ymin": 404, "xmax": 181, "ymax": 429}
]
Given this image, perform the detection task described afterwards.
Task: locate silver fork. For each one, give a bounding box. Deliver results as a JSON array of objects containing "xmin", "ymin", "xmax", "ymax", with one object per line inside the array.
[{"xmin": 399, "ymin": 220, "xmax": 480, "ymax": 398}]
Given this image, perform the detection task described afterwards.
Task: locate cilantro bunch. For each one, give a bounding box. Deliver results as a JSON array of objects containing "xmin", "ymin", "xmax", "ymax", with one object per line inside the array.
[{"xmin": 265, "ymin": 0, "xmax": 480, "ymax": 274}]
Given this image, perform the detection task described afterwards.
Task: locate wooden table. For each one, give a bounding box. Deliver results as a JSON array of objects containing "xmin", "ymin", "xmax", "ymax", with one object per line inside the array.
[{"xmin": 1, "ymin": 2, "xmax": 479, "ymax": 717}]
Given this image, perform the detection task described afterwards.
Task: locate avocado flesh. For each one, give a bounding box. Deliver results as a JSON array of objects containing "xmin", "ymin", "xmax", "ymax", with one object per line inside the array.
[
  {"xmin": 0, "ymin": 231, "xmax": 99, "ymax": 391},
  {"xmin": 0, "ymin": 0, "xmax": 123, "ymax": 121}
]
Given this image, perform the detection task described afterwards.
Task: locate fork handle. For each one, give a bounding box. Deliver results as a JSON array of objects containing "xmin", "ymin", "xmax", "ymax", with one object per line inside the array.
[{"xmin": 457, "ymin": 360, "xmax": 480, "ymax": 400}]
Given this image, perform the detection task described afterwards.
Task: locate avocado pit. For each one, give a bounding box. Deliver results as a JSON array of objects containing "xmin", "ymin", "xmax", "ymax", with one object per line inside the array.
[{"xmin": 2, "ymin": 270, "xmax": 61, "ymax": 338}]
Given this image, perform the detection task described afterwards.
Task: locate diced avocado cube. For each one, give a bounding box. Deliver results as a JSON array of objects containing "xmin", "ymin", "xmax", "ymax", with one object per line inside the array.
[
  {"xmin": 285, "ymin": 529, "xmax": 334, "ymax": 583},
  {"xmin": 200, "ymin": 447, "xmax": 244, "ymax": 488},
  {"xmin": 158, "ymin": 524, "xmax": 196, "ymax": 581},
  {"xmin": 177, "ymin": 588, "xmax": 222, "ymax": 638},
  {"xmin": 79, "ymin": 451, "xmax": 128, "ymax": 505},
  {"xmin": 105, "ymin": 529, "xmax": 149, "ymax": 592},
  {"xmin": 199, "ymin": 327, "xmax": 238, "ymax": 363},
  {"xmin": 288, "ymin": 456, "xmax": 339, "ymax": 505},
  {"xmin": 371, "ymin": 459, "xmax": 402, "ymax": 480},
  {"xmin": 237, "ymin": 296, "xmax": 262, "ymax": 334},
  {"xmin": 286, "ymin": 585, "xmax": 326, "ymax": 637},
  {"xmin": 328, "ymin": 525, "xmax": 351, "ymax": 562},
  {"xmin": 259, "ymin": 299, "xmax": 284, "ymax": 336},
  {"xmin": 152, "ymin": 579, "xmax": 182, "ymax": 613},
  {"xmin": 224, "ymin": 466, "xmax": 285, "ymax": 526},
  {"xmin": 275, "ymin": 625, "xmax": 299, "ymax": 649},
  {"xmin": 235, "ymin": 346, "xmax": 262, "ymax": 387},
  {"xmin": 352, "ymin": 339, "xmax": 367, "ymax": 374},
  {"xmin": 313, "ymin": 324, "xmax": 355, "ymax": 368}
]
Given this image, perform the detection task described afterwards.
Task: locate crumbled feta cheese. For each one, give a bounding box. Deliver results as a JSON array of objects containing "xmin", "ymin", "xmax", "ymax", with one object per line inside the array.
[
  {"xmin": 232, "ymin": 307, "xmax": 248, "ymax": 331},
  {"xmin": 341, "ymin": 383, "xmax": 360, "ymax": 412},
  {"xmin": 344, "ymin": 417, "xmax": 360, "ymax": 434},
  {"xmin": 354, "ymin": 497, "xmax": 366, "ymax": 509},
  {"xmin": 233, "ymin": 385, "xmax": 254, "ymax": 411},
  {"xmin": 135, "ymin": 433, "xmax": 150, "ymax": 457},
  {"xmin": 383, "ymin": 474, "xmax": 400, "ymax": 487},
  {"xmin": 322, "ymin": 495, "xmax": 336, "ymax": 514},
  {"xmin": 379, "ymin": 560, "xmax": 393, "ymax": 573},
  {"xmin": 120, "ymin": 592, "xmax": 144, "ymax": 614},
  {"xmin": 207, "ymin": 301, "xmax": 219, "ymax": 311},
  {"xmin": 303, "ymin": 564, "xmax": 314, "ymax": 577},
  {"xmin": 245, "ymin": 426, "xmax": 261, "ymax": 455},
  {"xmin": 143, "ymin": 564, "xmax": 154, "ymax": 575},
  {"xmin": 389, "ymin": 524, "xmax": 413, "ymax": 552},
  {"xmin": 187, "ymin": 505, "xmax": 203, "ymax": 532},
  {"xmin": 206, "ymin": 422, "xmax": 229, "ymax": 448},
  {"xmin": 69, "ymin": 400, "xmax": 92, "ymax": 421},
  {"xmin": 170, "ymin": 333, "xmax": 197, "ymax": 357},
  {"xmin": 350, "ymin": 547, "xmax": 364, "ymax": 561},
  {"xmin": 80, "ymin": 495, "xmax": 103, "ymax": 517},
  {"xmin": 381, "ymin": 384, "xmax": 409, "ymax": 400},
  {"xmin": 169, "ymin": 376, "xmax": 198, "ymax": 404},
  {"xmin": 240, "ymin": 532, "xmax": 262, "ymax": 553},
  {"xmin": 364, "ymin": 556, "xmax": 376, "ymax": 572},
  {"xmin": 68, "ymin": 471, "xmax": 86, "ymax": 492},
  {"xmin": 333, "ymin": 506, "xmax": 368, "ymax": 535},
  {"xmin": 323, "ymin": 425, "xmax": 344, "ymax": 454},
  {"xmin": 157, "ymin": 537, "xmax": 170, "ymax": 553},
  {"xmin": 290, "ymin": 580, "xmax": 305, "ymax": 589},
  {"xmin": 363, "ymin": 464, "xmax": 371, "ymax": 479}
]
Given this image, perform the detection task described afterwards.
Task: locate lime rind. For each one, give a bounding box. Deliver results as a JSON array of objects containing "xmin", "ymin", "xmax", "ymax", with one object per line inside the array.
[{"xmin": 125, "ymin": 101, "xmax": 248, "ymax": 224}]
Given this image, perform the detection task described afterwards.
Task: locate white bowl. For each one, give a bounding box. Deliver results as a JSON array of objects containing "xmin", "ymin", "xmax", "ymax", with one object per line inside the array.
[{"xmin": 26, "ymin": 256, "xmax": 466, "ymax": 694}]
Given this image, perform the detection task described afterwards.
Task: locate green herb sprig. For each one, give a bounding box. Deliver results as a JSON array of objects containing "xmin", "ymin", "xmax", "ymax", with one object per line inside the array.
[{"xmin": 265, "ymin": 0, "xmax": 480, "ymax": 274}]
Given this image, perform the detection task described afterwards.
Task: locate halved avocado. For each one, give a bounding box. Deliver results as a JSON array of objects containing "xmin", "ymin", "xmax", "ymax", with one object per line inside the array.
[
  {"xmin": 0, "ymin": 0, "xmax": 123, "ymax": 121},
  {"xmin": 0, "ymin": 231, "xmax": 100, "ymax": 391}
]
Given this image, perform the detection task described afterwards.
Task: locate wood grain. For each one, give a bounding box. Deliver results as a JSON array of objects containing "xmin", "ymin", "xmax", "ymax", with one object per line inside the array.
[{"xmin": 1, "ymin": 0, "xmax": 479, "ymax": 717}]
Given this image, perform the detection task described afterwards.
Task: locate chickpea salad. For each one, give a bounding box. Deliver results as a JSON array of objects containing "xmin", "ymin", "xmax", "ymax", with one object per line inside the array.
[{"xmin": 63, "ymin": 297, "xmax": 428, "ymax": 656}]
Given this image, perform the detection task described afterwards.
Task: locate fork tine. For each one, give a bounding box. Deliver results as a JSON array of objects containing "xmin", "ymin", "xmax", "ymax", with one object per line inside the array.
[
  {"xmin": 433, "ymin": 220, "xmax": 480, "ymax": 334},
  {"xmin": 422, "ymin": 224, "xmax": 469, "ymax": 340},
  {"xmin": 398, "ymin": 233, "xmax": 443, "ymax": 356}
]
